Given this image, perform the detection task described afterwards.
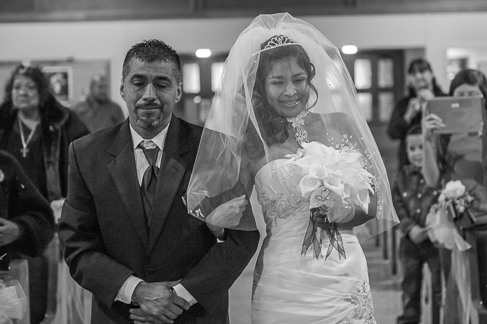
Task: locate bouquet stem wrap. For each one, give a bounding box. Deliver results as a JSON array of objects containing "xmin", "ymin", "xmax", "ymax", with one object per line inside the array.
[{"xmin": 302, "ymin": 207, "xmax": 346, "ymax": 260}]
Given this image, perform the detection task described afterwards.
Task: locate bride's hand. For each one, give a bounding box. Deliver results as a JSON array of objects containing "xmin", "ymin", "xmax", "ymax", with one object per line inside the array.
[{"xmin": 205, "ymin": 195, "xmax": 248, "ymax": 228}]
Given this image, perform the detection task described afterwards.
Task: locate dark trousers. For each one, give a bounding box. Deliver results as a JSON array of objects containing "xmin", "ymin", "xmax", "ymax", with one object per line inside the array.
[
  {"xmin": 397, "ymin": 237, "xmax": 442, "ymax": 324},
  {"xmin": 439, "ymin": 248, "xmax": 463, "ymax": 324},
  {"xmin": 25, "ymin": 255, "xmax": 48, "ymax": 324}
]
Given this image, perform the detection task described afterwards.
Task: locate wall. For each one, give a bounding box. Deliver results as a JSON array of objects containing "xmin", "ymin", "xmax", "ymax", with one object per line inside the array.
[
  {"xmin": 447, "ymin": 46, "xmax": 487, "ymax": 78},
  {"xmin": 1, "ymin": 12, "xmax": 487, "ymax": 114}
]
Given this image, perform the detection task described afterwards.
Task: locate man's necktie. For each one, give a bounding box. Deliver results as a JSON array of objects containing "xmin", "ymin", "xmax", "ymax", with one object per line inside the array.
[{"xmin": 139, "ymin": 140, "xmax": 159, "ymax": 226}]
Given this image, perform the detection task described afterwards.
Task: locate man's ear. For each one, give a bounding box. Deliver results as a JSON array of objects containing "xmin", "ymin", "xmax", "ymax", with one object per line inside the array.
[
  {"xmin": 175, "ymin": 82, "xmax": 182, "ymax": 103},
  {"xmin": 120, "ymin": 82, "xmax": 125, "ymax": 101}
]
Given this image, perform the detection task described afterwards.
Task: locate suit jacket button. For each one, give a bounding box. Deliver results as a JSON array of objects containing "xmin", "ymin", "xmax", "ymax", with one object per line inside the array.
[{"xmin": 147, "ymin": 268, "xmax": 155, "ymax": 274}]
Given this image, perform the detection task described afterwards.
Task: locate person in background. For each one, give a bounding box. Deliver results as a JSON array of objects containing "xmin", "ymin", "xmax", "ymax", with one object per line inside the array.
[
  {"xmin": 422, "ymin": 68, "xmax": 487, "ymax": 218},
  {"xmin": 392, "ymin": 125, "xmax": 441, "ymax": 324},
  {"xmin": 0, "ymin": 64, "xmax": 89, "ymax": 324},
  {"xmin": 58, "ymin": 39, "xmax": 260, "ymax": 324},
  {"xmin": 0, "ymin": 149, "xmax": 54, "ymax": 270},
  {"xmin": 388, "ymin": 58, "xmax": 446, "ymax": 169},
  {"xmin": 0, "ymin": 150, "xmax": 54, "ymax": 323},
  {"xmin": 71, "ymin": 74, "xmax": 125, "ymax": 133},
  {"xmin": 448, "ymin": 68, "xmax": 487, "ymax": 98},
  {"xmin": 422, "ymin": 68, "xmax": 487, "ymax": 324}
]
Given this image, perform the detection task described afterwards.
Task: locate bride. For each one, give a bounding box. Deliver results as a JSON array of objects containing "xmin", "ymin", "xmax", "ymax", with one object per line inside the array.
[{"xmin": 187, "ymin": 13, "xmax": 398, "ymax": 324}]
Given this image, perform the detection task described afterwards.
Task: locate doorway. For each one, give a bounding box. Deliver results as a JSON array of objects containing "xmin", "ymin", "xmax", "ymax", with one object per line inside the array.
[{"xmin": 342, "ymin": 49, "xmax": 404, "ymax": 182}]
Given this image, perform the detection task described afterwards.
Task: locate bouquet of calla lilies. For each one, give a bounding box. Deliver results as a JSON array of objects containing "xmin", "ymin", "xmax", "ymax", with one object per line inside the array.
[{"xmin": 285, "ymin": 141, "xmax": 375, "ymax": 260}]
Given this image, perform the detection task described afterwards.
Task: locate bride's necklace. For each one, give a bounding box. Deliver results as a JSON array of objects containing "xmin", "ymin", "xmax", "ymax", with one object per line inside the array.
[
  {"xmin": 18, "ymin": 117, "xmax": 39, "ymax": 158},
  {"xmin": 287, "ymin": 110, "xmax": 309, "ymax": 144}
]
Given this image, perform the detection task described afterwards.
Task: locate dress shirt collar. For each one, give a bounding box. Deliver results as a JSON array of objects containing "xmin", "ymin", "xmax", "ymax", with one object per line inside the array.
[{"xmin": 129, "ymin": 120, "xmax": 170, "ymax": 152}]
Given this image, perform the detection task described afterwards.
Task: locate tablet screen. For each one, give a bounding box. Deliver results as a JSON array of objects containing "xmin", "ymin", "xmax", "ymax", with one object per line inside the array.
[{"xmin": 425, "ymin": 96, "xmax": 484, "ymax": 134}]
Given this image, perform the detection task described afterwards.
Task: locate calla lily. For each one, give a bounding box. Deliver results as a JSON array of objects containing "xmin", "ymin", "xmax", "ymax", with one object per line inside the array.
[
  {"xmin": 322, "ymin": 177, "xmax": 345, "ymax": 197},
  {"xmin": 286, "ymin": 140, "xmax": 374, "ymax": 220},
  {"xmin": 299, "ymin": 176, "xmax": 323, "ymax": 198}
]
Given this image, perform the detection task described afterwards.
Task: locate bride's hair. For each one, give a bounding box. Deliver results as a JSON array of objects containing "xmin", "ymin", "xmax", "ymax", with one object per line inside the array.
[{"xmin": 244, "ymin": 38, "xmax": 318, "ymax": 161}]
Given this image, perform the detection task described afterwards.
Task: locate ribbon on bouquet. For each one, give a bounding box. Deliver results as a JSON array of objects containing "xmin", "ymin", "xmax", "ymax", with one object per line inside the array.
[
  {"xmin": 301, "ymin": 207, "xmax": 346, "ymax": 260},
  {"xmin": 426, "ymin": 203, "xmax": 472, "ymax": 324},
  {"xmin": 426, "ymin": 204, "xmax": 471, "ymax": 252}
]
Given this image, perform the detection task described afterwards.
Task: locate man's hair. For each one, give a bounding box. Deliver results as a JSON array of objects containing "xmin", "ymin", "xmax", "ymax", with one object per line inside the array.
[{"xmin": 122, "ymin": 39, "xmax": 181, "ymax": 83}]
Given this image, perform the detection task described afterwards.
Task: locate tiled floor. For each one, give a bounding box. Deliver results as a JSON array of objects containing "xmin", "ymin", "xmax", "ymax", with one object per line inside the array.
[{"xmin": 362, "ymin": 236, "xmax": 403, "ymax": 324}]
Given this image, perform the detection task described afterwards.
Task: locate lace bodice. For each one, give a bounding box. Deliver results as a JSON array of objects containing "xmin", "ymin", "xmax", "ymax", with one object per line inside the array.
[
  {"xmin": 255, "ymin": 159, "xmax": 309, "ymax": 226},
  {"xmin": 253, "ymin": 161, "xmax": 377, "ymax": 324}
]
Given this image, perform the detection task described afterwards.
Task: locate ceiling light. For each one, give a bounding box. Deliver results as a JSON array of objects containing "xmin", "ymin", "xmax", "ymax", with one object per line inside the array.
[
  {"xmin": 195, "ymin": 49, "xmax": 212, "ymax": 58},
  {"xmin": 341, "ymin": 45, "xmax": 358, "ymax": 55}
]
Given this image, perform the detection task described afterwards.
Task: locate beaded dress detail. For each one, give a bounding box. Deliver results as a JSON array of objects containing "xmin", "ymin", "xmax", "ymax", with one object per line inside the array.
[{"xmin": 252, "ymin": 158, "xmax": 376, "ymax": 324}]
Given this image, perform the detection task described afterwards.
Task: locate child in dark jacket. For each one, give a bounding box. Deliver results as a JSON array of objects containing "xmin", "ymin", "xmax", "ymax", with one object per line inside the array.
[{"xmin": 392, "ymin": 125, "xmax": 441, "ymax": 324}]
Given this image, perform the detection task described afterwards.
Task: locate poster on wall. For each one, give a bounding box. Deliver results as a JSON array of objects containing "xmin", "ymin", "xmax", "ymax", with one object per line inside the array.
[{"xmin": 42, "ymin": 66, "xmax": 73, "ymax": 104}]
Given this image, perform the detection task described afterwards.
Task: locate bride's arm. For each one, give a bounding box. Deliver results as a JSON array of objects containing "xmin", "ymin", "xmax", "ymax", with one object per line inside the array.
[
  {"xmin": 314, "ymin": 193, "xmax": 377, "ymax": 230},
  {"xmin": 336, "ymin": 193, "xmax": 377, "ymax": 229},
  {"xmin": 203, "ymin": 159, "xmax": 257, "ymax": 232}
]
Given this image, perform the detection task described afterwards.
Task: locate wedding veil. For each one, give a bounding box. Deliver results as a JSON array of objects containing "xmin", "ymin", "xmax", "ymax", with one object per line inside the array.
[{"xmin": 186, "ymin": 13, "xmax": 398, "ymax": 237}]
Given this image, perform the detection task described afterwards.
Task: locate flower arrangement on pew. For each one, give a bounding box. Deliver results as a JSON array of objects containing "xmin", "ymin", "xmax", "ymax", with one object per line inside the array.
[
  {"xmin": 0, "ymin": 279, "xmax": 27, "ymax": 324},
  {"xmin": 285, "ymin": 141, "xmax": 375, "ymax": 260},
  {"xmin": 426, "ymin": 180, "xmax": 475, "ymax": 251}
]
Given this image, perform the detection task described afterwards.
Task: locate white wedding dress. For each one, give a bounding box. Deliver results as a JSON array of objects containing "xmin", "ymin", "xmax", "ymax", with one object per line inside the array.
[{"xmin": 252, "ymin": 159, "xmax": 376, "ymax": 324}]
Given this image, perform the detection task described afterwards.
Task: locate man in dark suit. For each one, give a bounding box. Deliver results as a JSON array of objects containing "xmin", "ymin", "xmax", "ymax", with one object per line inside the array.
[{"xmin": 58, "ymin": 39, "xmax": 260, "ymax": 324}]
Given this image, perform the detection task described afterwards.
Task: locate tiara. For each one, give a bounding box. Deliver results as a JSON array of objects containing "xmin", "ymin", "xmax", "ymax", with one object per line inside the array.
[{"xmin": 262, "ymin": 35, "xmax": 298, "ymax": 50}]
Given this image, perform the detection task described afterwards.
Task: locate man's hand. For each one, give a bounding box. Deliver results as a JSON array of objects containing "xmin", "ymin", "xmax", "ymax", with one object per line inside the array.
[
  {"xmin": 0, "ymin": 217, "xmax": 20, "ymax": 246},
  {"xmin": 130, "ymin": 281, "xmax": 190, "ymax": 324},
  {"xmin": 130, "ymin": 307, "xmax": 170, "ymax": 324},
  {"xmin": 409, "ymin": 225, "xmax": 428, "ymax": 244}
]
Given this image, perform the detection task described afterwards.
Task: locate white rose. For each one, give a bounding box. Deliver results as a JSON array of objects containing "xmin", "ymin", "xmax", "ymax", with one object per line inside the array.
[{"xmin": 444, "ymin": 180, "xmax": 465, "ymax": 199}]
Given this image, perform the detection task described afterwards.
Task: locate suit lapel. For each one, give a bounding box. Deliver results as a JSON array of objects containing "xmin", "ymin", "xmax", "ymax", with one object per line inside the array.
[
  {"xmin": 147, "ymin": 117, "xmax": 189, "ymax": 254},
  {"xmin": 108, "ymin": 121, "xmax": 149, "ymax": 247}
]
